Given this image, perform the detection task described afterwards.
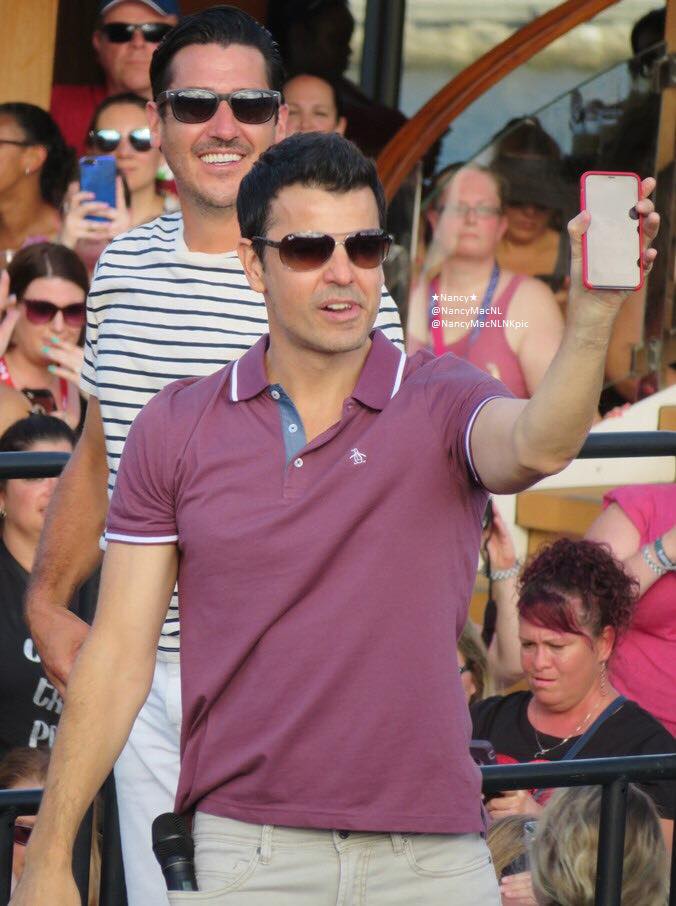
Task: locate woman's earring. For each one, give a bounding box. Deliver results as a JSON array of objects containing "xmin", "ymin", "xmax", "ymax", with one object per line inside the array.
[
  {"xmin": 600, "ymin": 661, "xmax": 609, "ymax": 696},
  {"xmin": 0, "ymin": 507, "xmax": 5, "ymax": 518}
]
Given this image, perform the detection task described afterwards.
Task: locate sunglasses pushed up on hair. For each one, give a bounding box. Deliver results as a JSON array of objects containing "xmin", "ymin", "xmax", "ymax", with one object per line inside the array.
[
  {"xmin": 253, "ymin": 230, "xmax": 393, "ymax": 272},
  {"xmin": 89, "ymin": 127, "xmax": 152, "ymax": 153},
  {"xmin": 156, "ymin": 88, "xmax": 281, "ymax": 125},
  {"xmin": 22, "ymin": 299, "xmax": 86, "ymax": 328},
  {"xmin": 99, "ymin": 22, "xmax": 173, "ymax": 43}
]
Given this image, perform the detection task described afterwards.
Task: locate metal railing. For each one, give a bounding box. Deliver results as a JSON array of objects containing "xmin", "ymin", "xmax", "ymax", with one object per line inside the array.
[{"xmin": 482, "ymin": 753, "xmax": 676, "ymax": 906}]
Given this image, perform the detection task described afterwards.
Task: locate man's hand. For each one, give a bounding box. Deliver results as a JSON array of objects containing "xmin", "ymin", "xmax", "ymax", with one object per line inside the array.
[
  {"xmin": 10, "ymin": 862, "xmax": 79, "ymax": 906},
  {"xmin": 569, "ymin": 176, "xmax": 659, "ymax": 315},
  {"xmin": 27, "ymin": 606, "xmax": 90, "ymax": 697}
]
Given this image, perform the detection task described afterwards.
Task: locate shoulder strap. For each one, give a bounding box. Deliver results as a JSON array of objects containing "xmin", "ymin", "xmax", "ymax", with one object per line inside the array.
[{"xmin": 561, "ymin": 695, "xmax": 627, "ymax": 761}]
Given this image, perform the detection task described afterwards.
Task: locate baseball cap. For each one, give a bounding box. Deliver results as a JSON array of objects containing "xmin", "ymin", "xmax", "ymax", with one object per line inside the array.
[{"xmin": 99, "ymin": 0, "xmax": 180, "ymax": 15}]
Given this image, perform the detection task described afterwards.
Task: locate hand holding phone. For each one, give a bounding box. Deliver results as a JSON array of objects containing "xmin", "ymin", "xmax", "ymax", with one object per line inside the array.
[{"xmin": 580, "ymin": 171, "xmax": 642, "ymax": 291}]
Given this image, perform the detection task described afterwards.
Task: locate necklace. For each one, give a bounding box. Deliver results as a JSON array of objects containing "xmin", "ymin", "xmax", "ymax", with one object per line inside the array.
[{"xmin": 531, "ymin": 701, "xmax": 597, "ymax": 758}]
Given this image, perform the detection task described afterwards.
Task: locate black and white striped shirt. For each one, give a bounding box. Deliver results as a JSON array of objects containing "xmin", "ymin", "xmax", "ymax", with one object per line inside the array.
[{"xmin": 81, "ymin": 212, "xmax": 404, "ymax": 654}]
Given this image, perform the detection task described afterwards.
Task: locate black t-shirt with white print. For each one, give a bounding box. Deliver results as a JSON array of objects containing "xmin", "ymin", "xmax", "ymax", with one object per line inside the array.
[
  {"xmin": 0, "ymin": 540, "xmax": 98, "ymax": 759},
  {"xmin": 471, "ymin": 691, "xmax": 676, "ymax": 819}
]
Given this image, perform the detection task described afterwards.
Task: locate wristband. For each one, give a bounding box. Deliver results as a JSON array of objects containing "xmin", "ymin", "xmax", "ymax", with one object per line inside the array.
[
  {"xmin": 490, "ymin": 560, "xmax": 522, "ymax": 582},
  {"xmin": 642, "ymin": 544, "xmax": 667, "ymax": 576},
  {"xmin": 654, "ymin": 537, "xmax": 676, "ymax": 571}
]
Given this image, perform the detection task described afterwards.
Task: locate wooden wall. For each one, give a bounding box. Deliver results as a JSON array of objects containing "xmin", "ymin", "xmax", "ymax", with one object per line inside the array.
[{"xmin": 0, "ymin": 0, "xmax": 59, "ymax": 108}]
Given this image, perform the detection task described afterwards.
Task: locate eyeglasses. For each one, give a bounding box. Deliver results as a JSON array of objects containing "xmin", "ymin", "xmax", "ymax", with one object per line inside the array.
[
  {"xmin": 22, "ymin": 299, "xmax": 86, "ymax": 327},
  {"xmin": 13, "ymin": 823, "xmax": 32, "ymax": 846},
  {"xmin": 99, "ymin": 22, "xmax": 173, "ymax": 43},
  {"xmin": 252, "ymin": 230, "xmax": 393, "ymax": 272},
  {"xmin": 459, "ymin": 664, "xmax": 472, "ymax": 675},
  {"xmin": 89, "ymin": 128, "xmax": 152, "ymax": 153},
  {"xmin": 156, "ymin": 89, "xmax": 281, "ymax": 125},
  {"xmin": 445, "ymin": 203, "xmax": 502, "ymax": 219}
]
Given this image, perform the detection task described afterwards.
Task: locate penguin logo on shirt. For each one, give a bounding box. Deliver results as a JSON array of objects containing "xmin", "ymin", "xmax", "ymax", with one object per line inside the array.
[{"xmin": 349, "ymin": 448, "xmax": 367, "ymax": 465}]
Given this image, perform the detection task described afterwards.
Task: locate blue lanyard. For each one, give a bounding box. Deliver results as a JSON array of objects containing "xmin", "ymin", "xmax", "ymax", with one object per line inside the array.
[{"xmin": 468, "ymin": 263, "xmax": 501, "ymax": 348}]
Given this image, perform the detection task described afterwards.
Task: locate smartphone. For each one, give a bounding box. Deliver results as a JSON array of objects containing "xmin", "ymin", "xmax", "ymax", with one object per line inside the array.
[
  {"xmin": 79, "ymin": 155, "xmax": 117, "ymax": 221},
  {"xmin": 481, "ymin": 498, "xmax": 494, "ymax": 532},
  {"xmin": 580, "ymin": 171, "xmax": 643, "ymax": 291},
  {"xmin": 470, "ymin": 739, "xmax": 497, "ymax": 766}
]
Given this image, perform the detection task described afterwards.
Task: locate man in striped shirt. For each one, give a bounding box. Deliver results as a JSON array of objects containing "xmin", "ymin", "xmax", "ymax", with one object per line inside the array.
[{"xmin": 25, "ymin": 7, "xmax": 402, "ymax": 904}]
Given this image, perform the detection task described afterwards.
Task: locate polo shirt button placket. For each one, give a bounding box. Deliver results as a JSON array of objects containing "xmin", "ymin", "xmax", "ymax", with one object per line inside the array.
[
  {"xmin": 288, "ymin": 424, "xmax": 298, "ymax": 434},
  {"xmin": 270, "ymin": 389, "xmax": 281, "ymax": 400}
]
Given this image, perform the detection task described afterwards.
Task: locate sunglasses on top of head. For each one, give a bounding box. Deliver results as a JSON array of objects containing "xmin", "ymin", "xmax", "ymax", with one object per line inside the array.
[
  {"xmin": 22, "ymin": 299, "xmax": 87, "ymax": 328},
  {"xmin": 252, "ymin": 230, "xmax": 393, "ymax": 272},
  {"xmin": 89, "ymin": 127, "xmax": 152, "ymax": 153},
  {"xmin": 156, "ymin": 88, "xmax": 282, "ymax": 125},
  {"xmin": 99, "ymin": 22, "xmax": 173, "ymax": 43}
]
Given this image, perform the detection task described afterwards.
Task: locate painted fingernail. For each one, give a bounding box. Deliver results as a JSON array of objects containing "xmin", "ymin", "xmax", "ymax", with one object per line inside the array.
[
  {"xmin": 42, "ymin": 346, "xmax": 51, "ymax": 355},
  {"xmin": 47, "ymin": 364, "xmax": 56, "ymax": 373},
  {"xmin": 50, "ymin": 335, "xmax": 60, "ymax": 343}
]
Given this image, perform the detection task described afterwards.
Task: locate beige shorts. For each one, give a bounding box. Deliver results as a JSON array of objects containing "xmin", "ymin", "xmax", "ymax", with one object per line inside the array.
[{"xmin": 167, "ymin": 811, "xmax": 500, "ymax": 905}]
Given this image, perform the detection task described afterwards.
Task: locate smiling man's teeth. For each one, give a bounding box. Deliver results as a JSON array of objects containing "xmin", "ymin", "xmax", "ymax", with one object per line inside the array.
[
  {"xmin": 201, "ymin": 153, "xmax": 242, "ymax": 164},
  {"xmin": 326, "ymin": 303, "xmax": 351, "ymax": 311}
]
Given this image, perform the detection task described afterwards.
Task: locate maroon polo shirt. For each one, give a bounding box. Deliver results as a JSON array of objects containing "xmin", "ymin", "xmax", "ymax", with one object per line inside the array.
[{"xmin": 106, "ymin": 330, "xmax": 512, "ymax": 832}]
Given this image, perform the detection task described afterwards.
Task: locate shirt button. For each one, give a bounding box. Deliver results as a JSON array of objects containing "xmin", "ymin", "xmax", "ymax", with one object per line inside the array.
[
  {"xmin": 338, "ymin": 831, "xmax": 350, "ymax": 839},
  {"xmin": 294, "ymin": 457, "xmax": 303, "ymax": 468},
  {"xmin": 270, "ymin": 389, "xmax": 281, "ymax": 400},
  {"xmin": 288, "ymin": 423, "xmax": 298, "ymax": 434}
]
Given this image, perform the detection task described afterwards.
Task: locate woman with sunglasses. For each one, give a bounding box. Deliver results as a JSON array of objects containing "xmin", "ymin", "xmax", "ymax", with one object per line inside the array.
[
  {"xmin": 0, "ymin": 746, "xmax": 101, "ymax": 902},
  {"xmin": 1, "ymin": 243, "xmax": 89, "ymax": 430},
  {"xmin": 60, "ymin": 93, "xmax": 167, "ymax": 255},
  {"xmin": 0, "ymin": 103, "xmax": 75, "ymax": 252}
]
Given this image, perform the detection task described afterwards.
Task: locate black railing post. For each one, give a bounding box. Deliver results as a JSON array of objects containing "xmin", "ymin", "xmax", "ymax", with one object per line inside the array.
[
  {"xmin": 594, "ymin": 778, "xmax": 628, "ymax": 905},
  {"xmin": 72, "ymin": 805, "xmax": 93, "ymax": 906},
  {"xmin": 100, "ymin": 775, "xmax": 127, "ymax": 906},
  {"xmin": 670, "ymin": 818, "xmax": 676, "ymax": 906},
  {"xmin": 0, "ymin": 807, "xmax": 15, "ymax": 906}
]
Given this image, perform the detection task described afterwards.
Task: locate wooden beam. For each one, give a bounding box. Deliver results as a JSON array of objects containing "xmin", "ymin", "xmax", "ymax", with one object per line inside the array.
[{"xmin": 0, "ymin": 0, "xmax": 58, "ymax": 109}]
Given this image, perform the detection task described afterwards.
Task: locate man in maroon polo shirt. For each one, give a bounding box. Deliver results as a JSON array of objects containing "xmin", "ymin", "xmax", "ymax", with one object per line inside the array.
[{"xmin": 12, "ymin": 133, "xmax": 659, "ymax": 906}]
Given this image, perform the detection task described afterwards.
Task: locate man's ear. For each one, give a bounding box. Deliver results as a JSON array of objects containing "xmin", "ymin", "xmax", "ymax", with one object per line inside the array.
[
  {"xmin": 238, "ymin": 238, "xmax": 266, "ymax": 294},
  {"xmin": 92, "ymin": 29, "xmax": 102, "ymax": 60},
  {"xmin": 275, "ymin": 104, "xmax": 289, "ymax": 142},
  {"xmin": 335, "ymin": 116, "xmax": 347, "ymax": 136},
  {"xmin": 146, "ymin": 101, "xmax": 162, "ymax": 150}
]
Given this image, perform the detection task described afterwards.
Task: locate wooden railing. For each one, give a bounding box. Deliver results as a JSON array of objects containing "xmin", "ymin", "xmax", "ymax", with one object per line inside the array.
[{"xmin": 376, "ymin": 0, "xmax": 619, "ymax": 200}]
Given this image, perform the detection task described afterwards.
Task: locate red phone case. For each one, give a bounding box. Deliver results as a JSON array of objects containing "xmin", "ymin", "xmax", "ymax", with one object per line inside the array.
[{"xmin": 580, "ymin": 170, "xmax": 643, "ymax": 292}]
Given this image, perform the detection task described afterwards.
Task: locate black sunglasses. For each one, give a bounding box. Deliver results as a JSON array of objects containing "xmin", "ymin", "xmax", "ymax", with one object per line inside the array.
[
  {"xmin": 99, "ymin": 22, "xmax": 173, "ymax": 43},
  {"xmin": 22, "ymin": 298, "xmax": 87, "ymax": 327},
  {"xmin": 89, "ymin": 128, "xmax": 152, "ymax": 153},
  {"xmin": 156, "ymin": 88, "xmax": 281, "ymax": 125},
  {"xmin": 252, "ymin": 230, "xmax": 393, "ymax": 272}
]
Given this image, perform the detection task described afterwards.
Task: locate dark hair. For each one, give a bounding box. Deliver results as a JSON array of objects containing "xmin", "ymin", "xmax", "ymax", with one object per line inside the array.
[
  {"xmin": 150, "ymin": 5, "xmax": 284, "ymax": 99},
  {"xmin": 0, "ymin": 103, "xmax": 76, "ymax": 209},
  {"xmin": 283, "ymin": 71, "xmax": 345, "ymax": 120},
  {"xmin": 0, "ymin": 747, "xmax": 50, "ymax": 789},
  {"xmin": 518, "ymin": 539, "xmax": 638, "ymax": 642},
  {"xmin": 0, "ymin": 414, "xmax": 76, "ymax": 457},
  {"xmin": 495, "ymin": 116, "xmax": 561, "ymax": 160},
  {"xmin": 238, "ymin": 132, "xmax": 386, "ymax": 250},
  {"xmin": 8, "ymin": 242, "xmax": 89, "ymax": 301},
  {"xmin": 89, "ymin": 92, "xmax": 149, "ymax": 135}
]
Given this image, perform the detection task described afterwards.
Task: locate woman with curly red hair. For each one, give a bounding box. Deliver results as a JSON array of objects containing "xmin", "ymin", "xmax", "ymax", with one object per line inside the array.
[{"xmin": 471, "ymin": 539, "xmax": 674, "ymax": 857}]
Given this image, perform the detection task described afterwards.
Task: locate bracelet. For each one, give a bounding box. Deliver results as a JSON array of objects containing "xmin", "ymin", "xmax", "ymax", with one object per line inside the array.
[
  {"xmin": 490, "ymin": 560, "xmax": 522, "ymax": 582},
  {"xmin": 641, "ymin": 544, "xmax": 667, "ymax": 577},
  {"xmin": 654, "ymin": 537, "xmax": 676, "ymax": 571}
]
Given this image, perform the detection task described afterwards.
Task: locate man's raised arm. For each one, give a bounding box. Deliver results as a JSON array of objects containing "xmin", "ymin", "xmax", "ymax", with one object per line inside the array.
[
  {"xmin": 25, "ymin": 397, "xmax": 109, "ymax": 695},
  {"xmin": 470, "ymin": 177, "xmax": 659, "ymax": 494},
  {"xmin": 10, "ymin": 541, "xmax": 177, "ymax": 906}
]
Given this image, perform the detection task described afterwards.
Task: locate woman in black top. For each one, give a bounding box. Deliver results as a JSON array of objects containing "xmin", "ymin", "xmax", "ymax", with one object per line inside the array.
[
  {"xmin": 470, "ymin": 539, "xmax": 675, "ymax": 847},
  {"xmin": 0, "ymin": 415, "xmax": 97, "ymax": 758}
]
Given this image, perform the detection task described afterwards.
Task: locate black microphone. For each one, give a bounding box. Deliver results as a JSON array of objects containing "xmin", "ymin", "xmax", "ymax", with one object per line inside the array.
[{"xmin": 152, "ymin": 812, "xmax": 199, "ymax": 892}]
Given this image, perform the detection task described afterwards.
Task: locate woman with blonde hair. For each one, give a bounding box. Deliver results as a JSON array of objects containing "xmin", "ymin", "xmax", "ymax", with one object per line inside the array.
[
  {"xmin": 458, "ymin": 621, "xmax": 492, "ymax": 705},
  {"xmin": 532, "ymin": 784, "xmax": 668, "ymax": 905}
]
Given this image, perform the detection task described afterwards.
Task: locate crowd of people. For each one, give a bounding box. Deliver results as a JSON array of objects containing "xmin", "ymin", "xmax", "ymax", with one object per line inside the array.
[{"xmin": 0, "ymin": 2, "xmax": 672, "ymax": 906}]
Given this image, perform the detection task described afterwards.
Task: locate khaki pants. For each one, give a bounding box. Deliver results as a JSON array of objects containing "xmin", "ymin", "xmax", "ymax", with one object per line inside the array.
[{"xmin": 167, "ymin": 812, "xmax": 500, "ymax": 905}]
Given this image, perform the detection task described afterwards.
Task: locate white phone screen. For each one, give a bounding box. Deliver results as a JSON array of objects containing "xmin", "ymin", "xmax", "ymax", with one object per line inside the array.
[{"xmin": 584, "ymin": 173, "xmax": 641, "ymax": 290}]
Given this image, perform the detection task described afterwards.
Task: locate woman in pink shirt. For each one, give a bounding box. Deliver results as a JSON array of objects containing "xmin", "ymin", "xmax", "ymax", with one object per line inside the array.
[
  {"xmin": 586, "ymin": 483, "xmax": 676, "ymax": 735},
  {"xmin": 407, "ymin": 165, "xmax": 564, "ymax": 398}
]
